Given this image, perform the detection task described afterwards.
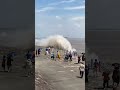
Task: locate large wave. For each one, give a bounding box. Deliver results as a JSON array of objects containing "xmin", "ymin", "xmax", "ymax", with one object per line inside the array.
[{"xmin": 35, "ymin": 35, "xmax": 76, "ymax": 52}]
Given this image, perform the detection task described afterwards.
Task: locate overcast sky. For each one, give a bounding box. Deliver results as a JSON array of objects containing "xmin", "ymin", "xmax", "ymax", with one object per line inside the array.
[
  {"xmin": 86, "ymin": 0, "xmax": 120, "ymax": 30},
  {"xmin": 0, "ymin": 0, "xmax": 34, "ymax": 48},
  {"xmin": 35, "ymin": 0, "xmax": 85, "ymax": 38}
]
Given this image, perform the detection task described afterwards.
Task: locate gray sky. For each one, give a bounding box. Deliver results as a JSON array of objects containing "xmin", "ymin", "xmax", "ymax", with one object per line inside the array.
[
  {"xmin": 0, "ymin": 0, "xmax": 34, "ymax": 48},
  {"xmin": 86, "ymin": 0, "xmax": 120, "ymax": 30}
]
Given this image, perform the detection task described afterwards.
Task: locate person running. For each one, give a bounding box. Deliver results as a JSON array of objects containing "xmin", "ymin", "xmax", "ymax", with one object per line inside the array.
[
  {"xmin": 2, "ymin": 55, "xmax": 6, "ymax": 72},
  {"xmin": 79, "ymin": 62, "xmax": 85, "ymax": 78},
  {"xmin": 7, "ymin": 52, "xmax": 13, "ymax": 72}
]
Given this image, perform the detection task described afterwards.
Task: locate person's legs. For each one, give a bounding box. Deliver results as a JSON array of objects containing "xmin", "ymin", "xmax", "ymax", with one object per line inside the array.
[
  {"xmin": 117, "ymin": 78, "xmax": 119, "ymax": 86},
  {"xmin": 82, "ymin": 71, "xmax": 84, "ymax": 78},
  {"xmin": 95, "ymin": 68, "xmax": 97, "ymax": 77},
  {"xmin": 81, "ymin": 71, "xmax": 84, "ymax": 78},
  {"xmin": 70, "ymin": 57, "xmax": 72, "ymax": 61},
  {"xmin": 85, "ymin": 74, "xmax": 88, "ymax": 82},
  {"xmin": 80, "ymin": 71, "xmax": 82, "ymax": 77},
  {"xmin": 103, "ymin": 80, "xmax": 106, "ymax": 88}
]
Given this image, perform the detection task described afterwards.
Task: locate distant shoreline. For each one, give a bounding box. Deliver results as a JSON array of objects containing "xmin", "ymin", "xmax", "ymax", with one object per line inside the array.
[{"xmin": 35, "ymin": 37, "xmax": 85, "ymax": 40}]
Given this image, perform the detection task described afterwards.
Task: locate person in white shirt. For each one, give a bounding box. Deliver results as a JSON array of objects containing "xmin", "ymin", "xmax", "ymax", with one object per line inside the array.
[{"xmin": 79, "ymin": 62, "xmax": 85, "ymax": 78}]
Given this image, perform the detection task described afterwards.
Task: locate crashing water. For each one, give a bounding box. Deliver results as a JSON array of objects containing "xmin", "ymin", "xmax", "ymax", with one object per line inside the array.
[{"xmin": 35, "ymin": 35, "xmax": 76, "ymax": 52}]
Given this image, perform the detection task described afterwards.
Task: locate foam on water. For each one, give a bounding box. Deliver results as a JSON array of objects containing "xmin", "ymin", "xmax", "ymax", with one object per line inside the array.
[{"xmin": 35, "ymin": 35, "xmax": 76, "ymax": 52}]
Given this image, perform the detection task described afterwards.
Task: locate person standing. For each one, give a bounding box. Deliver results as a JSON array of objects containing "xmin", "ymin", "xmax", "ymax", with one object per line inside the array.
[
  {"xmin": 26, "ymin": 51, "xmax": 31, "ymax": 60},
  {"xmin": 79, "ymin": 62, "xmax": 85, "ymax": 78},
  {"xmin": 25, "ymin": 51, "xmax": 33, "ymax": 77},
  {"xmin": 102, "ymin": 71, "xmax": 110, "ymax": 89},
  {"xmin": 48, "ymin": 47, "xmax": 51, "ymax": 54},
  {"xmin": 69, "ymin": 52, "xmax": 72, "ymax": 61},
  {"xmin": 78, "ymin": 55, "xmax": 81, "ymax": 63},
  {"xmin": 112, "ymin": 67, "xmax": 120, "ymax": 87},
  {"xmin": 81, "ymin": 53, "xmax": 85, "ymax": 61},
  {"xmin": 51, "ymin": 52, "xmax": 55, "ymax": 60},
  {"xmin": 85, "ymin": 65, "xmax": 89, "ymax": 83},
  {"xmin": 93, "ymin": 59, "xmax": 99, "ymax": 77},
  {"xmin": 7, "ymin": 52, "xmax": 13, "ymax": 72},
  {"xmin": 2, "ymin": 55, "xmax": 6, "ymax": 72},
  {"xmin": 57, "ymin": 51, "xmax": 61, "ymax": 59},
  {"xmin": 38, "ymin": 48, "xmax": 41, "ymax": 56}
]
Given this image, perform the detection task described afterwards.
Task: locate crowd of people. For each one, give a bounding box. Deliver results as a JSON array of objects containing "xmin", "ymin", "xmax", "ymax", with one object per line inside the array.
[
  {"xmin": 35, "ymin": 47, "xmax": 120, "ymax": 89},
  {"xmin": 0, "ymin": 50, "xmax": 35, "ymax": 77},
  {"xmin": 1, "ymin": 52, "xmax": 14, "ymax": 72},
  {"xmin": 86, "ymin": 58, "xmax": 120, "ymax": 89},
  {"xmin": 35, "ymin": 47, "xmax": 87, "ymax": 81},
  {"xmin": 35, "ymin": 47, "xmax": 85, "ymax": 62}
]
